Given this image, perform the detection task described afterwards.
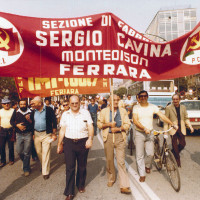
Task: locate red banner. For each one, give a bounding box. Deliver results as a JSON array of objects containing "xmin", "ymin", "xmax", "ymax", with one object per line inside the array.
[
  {"xmin": 15, "ymin": 77, "xmax": 110, "ymax": 98},
  {"xmin": 0, "ymin": 12, "xmax": 200, "ymax": 80}
]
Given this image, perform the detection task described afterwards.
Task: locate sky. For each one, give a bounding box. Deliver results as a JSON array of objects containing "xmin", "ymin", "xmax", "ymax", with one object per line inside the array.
[{"xmin": 0, "ymin": 0, "xmax": 199, "ymax": 33}]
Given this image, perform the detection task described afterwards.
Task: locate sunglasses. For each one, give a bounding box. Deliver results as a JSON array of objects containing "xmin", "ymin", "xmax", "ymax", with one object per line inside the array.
[
  {"xmin": 2, "ymin": 103, "xmax": 10, "ymax": 105},
  {"xmin": 71, "ymin": 102, "xmax": 79, "ymax": 105},
  {"xmin": 63, "ymin": 104, "xmax": 69, "ymax": 107},
  {"xmin": 139, "ymin": 95, "xmax": 148, "ymax": 98}
]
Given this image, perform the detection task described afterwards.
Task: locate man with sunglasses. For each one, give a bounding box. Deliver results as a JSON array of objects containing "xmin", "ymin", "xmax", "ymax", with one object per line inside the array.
[
  {"xmin": 132, "ymin": 90, "xmax": 177, "ymax": 182},
  {"xmin": 57, "ymin": 95, "xmax": 94, "ymax": 200},
  {"xmin": 0, "ymin": 98, "xmax": 15, "ymax": 167}
]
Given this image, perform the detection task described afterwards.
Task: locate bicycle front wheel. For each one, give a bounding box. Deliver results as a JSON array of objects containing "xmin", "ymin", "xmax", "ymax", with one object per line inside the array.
[
  {"xmin": 154, "ymin": 139, "xmax": 162, "ymax": 171},
  {"xmin": 165, "ymin": 150, "xmax": 181, "ymax": 192},
  {"xmin": 129, "ymin": 128, "xmax": 133, "ymax": 156}
]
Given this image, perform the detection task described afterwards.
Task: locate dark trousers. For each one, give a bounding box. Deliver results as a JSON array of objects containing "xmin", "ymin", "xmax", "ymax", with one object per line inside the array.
[
  {"xmin": 0, "ymin": 130, "xmax": 14, "ymax": 164},
  {"xmin": 171, "ymin": 129, "xmax": 186, "ymax": 165},
  {"xmin": 63, "ymin": 137, "xmax": 89, "ymax": 196}
]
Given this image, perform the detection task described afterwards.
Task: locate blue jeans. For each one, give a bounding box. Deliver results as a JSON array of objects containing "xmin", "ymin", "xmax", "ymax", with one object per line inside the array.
[
  {"xmin": 90, "ymin": 113, "xmax": 97, "ymax": 135},
  {"xmin": 16, "ymin": 132, "xmax": 32, "ymax": 172}
]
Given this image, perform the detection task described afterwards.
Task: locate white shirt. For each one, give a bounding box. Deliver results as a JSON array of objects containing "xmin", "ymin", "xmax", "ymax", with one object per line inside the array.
[
  {"xmin": 0, "ymin": 108, "xmax": 14, "ymax": 128},
  {"xmin": 133, "ymin": 103, "xmax": 159, "ymax": 132},
  {"xmin": 125, "ymin": 99, "xmax": 133, "ymax": 106},
  {"xmin": 60, "ymin": 108, "xmax": 93, "ymax": 139}
]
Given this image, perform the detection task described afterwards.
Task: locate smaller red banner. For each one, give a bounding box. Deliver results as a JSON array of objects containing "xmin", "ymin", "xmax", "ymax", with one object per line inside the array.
[{"xmin": 15, "ymin": 77, "xmax": 110, "ymax": 98}]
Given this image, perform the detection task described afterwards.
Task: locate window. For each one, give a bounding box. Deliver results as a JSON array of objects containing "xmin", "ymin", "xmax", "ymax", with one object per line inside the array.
[
  {"xmin": 172, "ymin": 23, "xmax": 178, "ymax": 31},
  {"xmin": 159, "ymin": 33, "xmax": 166, "ymax": 41},
  {"xmin": 185, "ymin": 21, "xmax": 190, "ymax": 31},
  {"xmin": 184, "ymin": 10, "xmax": 190, "ymax": 17},
  {"xmin": 166, "ymin": 33, "xmax": 172, "ymax": 41},
  {"xmin": 166, "ymin": 23, "xmax": 171, "ymax": 32},
  {"xmin": 191, "ymin": 21, "xmax": 196, "ymax": 29},
  {"xmin": 159, "ymin": 13, "xmax": 165, "ymax": 19},
  {"xmin": 190, "ymin": 10, "xmax": 196, "ymax": 17},
  {"xmin": 172, "ymin": 12, "xmax": 177, "ymax": 18},
  {"xmin": 159, "ymin": 23, "xmax": 165, "ymax": 32},
  {"xmin": 172, "ymin": 33, "xmax": 178, "ymax": 40},
  {"xmin": 165, "ymin": 12, "xmax": 171, "ymax": 20}
]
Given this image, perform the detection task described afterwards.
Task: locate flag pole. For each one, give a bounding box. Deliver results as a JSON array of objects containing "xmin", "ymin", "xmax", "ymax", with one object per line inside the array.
[{"xmin": 109, "ymin": 78, "xmax": 115, "ymax": 143}]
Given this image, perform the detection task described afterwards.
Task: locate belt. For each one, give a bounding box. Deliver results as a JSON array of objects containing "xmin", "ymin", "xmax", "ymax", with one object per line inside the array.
[
  {"xmin": 35, "ymin": 129, "xmax": 46, "ymax": 132},
  {"xmin": 1, "ymin": 127, "xmax": 13, "ymax": 131},
  {"xmin": 66, "ymin": 137, "xmax": 88, "ymax": 143},
  {"xmin": 109, "ymin": 132, "xmax": 121, "ymax": 134}
]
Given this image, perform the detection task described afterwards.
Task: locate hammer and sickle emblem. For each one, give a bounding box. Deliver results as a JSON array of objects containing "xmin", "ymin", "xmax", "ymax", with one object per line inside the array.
[
  {"xmin": 187, "ymin": 32, "xmax": 200, "ymax": 51},
  {"xmin": 0, "ymin": 29, "xmax": 10, "ymax": 50}
]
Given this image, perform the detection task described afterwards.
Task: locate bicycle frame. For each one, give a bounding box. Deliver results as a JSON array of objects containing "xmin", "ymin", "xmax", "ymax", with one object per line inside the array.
[{"xmin": 153, "ymin": 127, "xmax": 181, "ymax": 192}]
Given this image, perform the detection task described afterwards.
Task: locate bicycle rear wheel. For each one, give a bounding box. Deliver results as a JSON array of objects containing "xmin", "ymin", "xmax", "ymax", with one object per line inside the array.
[
  {"xmin": 154, "ymin": 138, "xmax": 162, "ymax": 171},
  {"xmin": 165, "ymin": 150, "xmax": 181, "ymax": 192},
  {"xmin": 129, "ymin": 128, "xmax": 133, "ymax": 155}
]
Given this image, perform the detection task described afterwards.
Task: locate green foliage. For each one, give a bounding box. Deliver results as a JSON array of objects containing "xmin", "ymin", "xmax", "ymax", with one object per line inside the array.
[
  {"xmin": 0, "ymin": 77, "xmax": 19, "ymax": 102},
  {"xmin": 114, "ymin": 87, "xmax": 127, "ymax": 98}
]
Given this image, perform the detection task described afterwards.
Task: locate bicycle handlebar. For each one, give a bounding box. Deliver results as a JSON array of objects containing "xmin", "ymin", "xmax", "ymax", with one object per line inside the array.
[{"xmin": 152, "ymin": 127, "xmax": 173, "ymax": 136}]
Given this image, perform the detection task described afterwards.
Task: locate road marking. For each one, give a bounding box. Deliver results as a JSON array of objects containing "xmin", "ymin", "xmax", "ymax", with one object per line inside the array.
[{"xmin": 97, "ymin": 132, "xmax": 160, "ymax": 200}]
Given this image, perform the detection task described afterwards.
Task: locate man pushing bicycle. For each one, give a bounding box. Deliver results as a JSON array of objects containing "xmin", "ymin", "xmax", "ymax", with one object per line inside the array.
[{"xmin": 132, "ymin": 90, "xmax": 178, "ymax": 182}]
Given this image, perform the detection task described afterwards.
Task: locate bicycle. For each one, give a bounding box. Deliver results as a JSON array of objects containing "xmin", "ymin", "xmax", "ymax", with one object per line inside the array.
[
  {"xmin": 128, "ymin": 120, "xmax": 134, "ymax": 156},
  {"xmin": 153, "ymin": 127, "xmax": 181, "ymax": 192}
]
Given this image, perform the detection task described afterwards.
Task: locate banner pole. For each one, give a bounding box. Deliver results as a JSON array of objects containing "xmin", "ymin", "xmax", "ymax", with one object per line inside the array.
[{"xmin": 109, "ymin": 78, "xmax": 115, "ymax": 143}]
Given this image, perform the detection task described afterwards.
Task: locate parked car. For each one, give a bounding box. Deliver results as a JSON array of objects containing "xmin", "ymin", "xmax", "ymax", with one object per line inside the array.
[
  {"xmin": 157, "ymin": 100, "xmax": 200, "ymax": 131},
  {"xmin": 180, "ymin": 100, "xmax": 200, "ymax": 130}
]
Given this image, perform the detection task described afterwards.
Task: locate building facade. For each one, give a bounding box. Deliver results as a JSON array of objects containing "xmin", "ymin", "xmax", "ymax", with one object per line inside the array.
[
  {"xmin": 145, "ymin": 6, "xmax": 199, "ymax": 97},
  {"xmin": 145, "ymin": 7, "xmax": 197, "ymax": 42}
]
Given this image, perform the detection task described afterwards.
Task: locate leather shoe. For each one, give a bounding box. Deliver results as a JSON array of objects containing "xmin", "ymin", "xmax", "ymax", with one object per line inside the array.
[
  {"xmin": 24, "ymin": 171, "xmax": 30, "ymax": 177},
  {"xmin": 9, "ymin": 161, "xmax": 14, "ymax": 165},
  {"xmin": 78, "ymin": 188, "xmax": 85, "ymax": 193},
  {"xmin": 120, "ymin": 187, "xmax": 131, "ymax": 194},
  {"xmin": 107, "ymin": 181, "xmax": 115, "ymax": 187},
  {"xmin": 139, "ymin": 176, "xmax": 145, "ymax": 182},
  {"xmin": 65, "ymin": 195, "xmax": 74, "ymax": 200},
  {"xmin": 145, "ymin": 167, "xmax": 151, "ymax": 174},
  {"xmin": 43, "ymin": 175, "xmax": 49, "ymax": 180},
  {"xmin": 0, "ymin": 163, "xmax": 6, "ymax": 168}
]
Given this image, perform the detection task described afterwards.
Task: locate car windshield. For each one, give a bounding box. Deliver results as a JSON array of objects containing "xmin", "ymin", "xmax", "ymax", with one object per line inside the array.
[{"xmin": 180, "ymin": 101, "xmax": 200, "ymax": 110}]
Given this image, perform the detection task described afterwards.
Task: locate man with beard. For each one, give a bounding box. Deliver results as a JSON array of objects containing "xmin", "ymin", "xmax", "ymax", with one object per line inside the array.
[{"xmin": 10, "ymin": 99, "xmax": 34, "ymax": 176}]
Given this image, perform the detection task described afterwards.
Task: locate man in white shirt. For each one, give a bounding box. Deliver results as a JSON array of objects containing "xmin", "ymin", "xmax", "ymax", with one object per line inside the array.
[
  {"xmin": 57, "ymin": 95, "xmax": 94, "ymax": 200},
  {"xmin": 133, "ymin": 90, "xmax": 177, "ymax": 182},
  {"xmin": 0, "ymin": 98, "xmax": 15, "ymax": 167}
]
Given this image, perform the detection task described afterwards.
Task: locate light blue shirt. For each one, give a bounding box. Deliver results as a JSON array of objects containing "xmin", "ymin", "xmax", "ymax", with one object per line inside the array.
[{"xmin": 34, "ymin": 106, "xmax": 46, "ymax": 131}]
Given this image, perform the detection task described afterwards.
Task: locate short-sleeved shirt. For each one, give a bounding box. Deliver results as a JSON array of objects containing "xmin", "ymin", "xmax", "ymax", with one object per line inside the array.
[
  {"xmin": 34, "ymin": 106, "xmax": 46, "ymax": 131},
  {"xmin": 88, "ymin": 104, "xmax": 98, "ymax": 114},
  {"xmin": 0, "ymin": 108, "xmax": 14, "ymax": 128},
  {"xmin": 133, "ymin": 103, "xmax": 159, "ymax": 132},
  {"xmin": 60, "ymin": 108, "xmax": 93, "ymax": 139}
]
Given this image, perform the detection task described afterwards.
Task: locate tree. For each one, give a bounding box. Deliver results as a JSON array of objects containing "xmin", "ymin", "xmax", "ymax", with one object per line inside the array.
[
  {"xmin": 114, "ymin": 87, "xmax": 127, "ymax": 98},
  {"xmin": 0, "ymin": 77, "xmax": 19, "ymax": 102}
]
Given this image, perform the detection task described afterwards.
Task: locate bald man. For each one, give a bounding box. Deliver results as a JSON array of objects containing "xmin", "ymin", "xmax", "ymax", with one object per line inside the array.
[
  {"xmin": 97, "ymin": 94, "xmax": 131, "ymax": 194},
  {"xmin": 57, "ymin": 95, "xmax": 94, "ymax": 200},
  {"xmin": 32, "ymin": 96, "xmax": 57, "ymax": 180}
]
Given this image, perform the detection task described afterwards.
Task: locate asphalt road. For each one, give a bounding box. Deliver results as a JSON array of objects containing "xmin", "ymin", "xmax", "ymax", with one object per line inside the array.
[{"xmin": 1, "ymin": 122, "xmax": 200, "ymax": 200}]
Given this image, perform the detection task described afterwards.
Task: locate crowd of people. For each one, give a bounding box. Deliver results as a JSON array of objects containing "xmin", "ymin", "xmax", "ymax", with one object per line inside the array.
[{"xmin": 0, "ymin": 92, "xmax": 194, "ymax": 200}]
